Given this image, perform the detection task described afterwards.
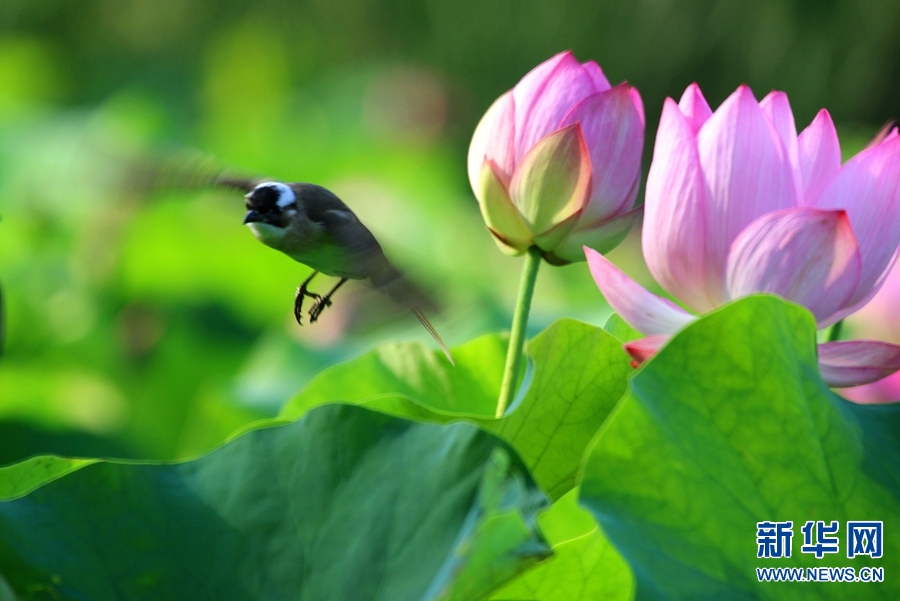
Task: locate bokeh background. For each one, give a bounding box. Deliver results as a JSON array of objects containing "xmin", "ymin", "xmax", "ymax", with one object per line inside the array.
[{"xmin": 1, "ymin": 0, "xmax": 898, "ymax": 463}]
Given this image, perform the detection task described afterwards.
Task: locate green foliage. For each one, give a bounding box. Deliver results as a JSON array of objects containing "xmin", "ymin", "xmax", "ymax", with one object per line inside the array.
[
  {"xmin": 581, "ymin": 296, "xmax": 900, "ymax": 600},
  {"xmin": 3, "ymin": 0, "xmax": 896, "ymax": 467},
  {"xmin": 490, "ymin": 490, "xmax": 634, "ymax": 600},
  {"xmin": 0, "ymin": 456, "xmax": 92, "ymax": 500},
  {"xmin": 1, "ymin": 3, "xmax": 899, "ymax": 598},
  {"xmin": 603, "ymin": 312, "xmax": 643, "ymax": 343},
  {"xmin": 0, "ymin": 404, "xmax": 550, "ymax": 600},
  {"xmin": 0, "ymin": 572, "xmax": 13, "ymax": 601},
  {"xmin": 281, "ymin": 333, "xmax": 506, "ymax": 419},
  {"xmin": 489, "ymin": 319, "xmax": 631, "ymax": 500},
  {"xmin": 282, "ymin": 318, "xmax": 632, "ymax": 501},
  {"xmin": 3, "ymin": 295, "xmax": 899, "ymax": 599}
]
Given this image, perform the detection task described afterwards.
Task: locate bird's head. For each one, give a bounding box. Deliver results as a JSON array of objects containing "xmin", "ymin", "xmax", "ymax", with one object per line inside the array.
[{"xmin": 242, "ymin": 182, "xmax": 297, "ymax": 229}]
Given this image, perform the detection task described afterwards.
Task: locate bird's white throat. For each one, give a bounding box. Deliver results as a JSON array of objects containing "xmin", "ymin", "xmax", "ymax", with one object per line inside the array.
[{"xmin": 246, "ymin": 221, "xmax": 287, "ymax": 248}]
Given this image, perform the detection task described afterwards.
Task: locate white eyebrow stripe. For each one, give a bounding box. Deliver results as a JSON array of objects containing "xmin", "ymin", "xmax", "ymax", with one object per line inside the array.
[{"xmin": 254, "ymin": 181, "xmax": 296, "ymax": 207}]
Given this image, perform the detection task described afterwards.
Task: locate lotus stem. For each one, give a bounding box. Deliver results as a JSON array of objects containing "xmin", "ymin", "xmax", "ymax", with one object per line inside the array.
[
  {"xmin": 497, "ymin": 246, "xmax": 542, "ymax": 418},
  {"xmin": 827, "ymin": 319, "xmax": 843, "ymax": 342}
]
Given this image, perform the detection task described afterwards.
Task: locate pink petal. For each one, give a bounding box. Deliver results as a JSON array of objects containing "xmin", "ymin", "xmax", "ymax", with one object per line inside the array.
[
  {"xmin": 797, "ymin": 110, "xmax": 841, "ymax": 205},
  {"xmin": 826, "ymin": 252, "xmax": 900, "ymax": 326},
  {"xmin": 513, "ymin": 52, "xmax": 599, "ymax": 164},
  {"xmin": 725, "ymin": 208, "xmax": 861, "ymax": 326},
  {"xmin": 845, "ymin": 260, "xmax": 900, "ymax": 341},
  {"xmin": 585, "ymin": 247, "xmax": 695, "ymax": 335},
  {"xmin": 813, "ymin": 134, "xmax": 900, "ymax": 307},
  {"xmin": 677, "ymin": 83, "xmax": 712, "ymax": 135},
  {"xmin": 468, "ymin": 91, "xmax": 516, "ymax": 195},
  {"xmin": 559, "ymin": 84, "xmax": 644, "ymax": 223},
  {"xmin": 818, "ymin": 340, "xmax": 900, "ymax": 388},
  {"xmin": 624, "ymin": 334, "xmax": 671, "ymax": 367},
  {"xmin": 581, "ymin": 60, "xmax": 612, "ymax": 93},
  {"xmin": 865, "ymin": 121, "xmax": 899, "ymax": 149},
  {"xmin": 760, "ymin": 91, "xmax": 802, "ymax": 203},
  {"xmin": 697, "ymin": 85, "xmax": 798, "ymax": 282},
  {"xmin": 838, "ymin": 371, "xmax": 900, "ymax": 404},
  {"xmin": 643, "ymin": 97, "xmax": 722, "ymax": 312}
]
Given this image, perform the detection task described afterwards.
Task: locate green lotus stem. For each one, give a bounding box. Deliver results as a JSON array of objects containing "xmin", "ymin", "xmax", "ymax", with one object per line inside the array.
[
  {"xmin": 827, "ymin": 319, "xmax": 843, "ymax": 342},
  {"xmin": 497, "ymin": 246, "xmax": 542, "ymax": 418}
]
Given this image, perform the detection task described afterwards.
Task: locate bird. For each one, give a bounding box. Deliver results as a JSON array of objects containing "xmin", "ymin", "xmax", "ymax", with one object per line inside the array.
[{"xmin": 213, "ymin": 176, "xmax": 453, "ymax": 363}]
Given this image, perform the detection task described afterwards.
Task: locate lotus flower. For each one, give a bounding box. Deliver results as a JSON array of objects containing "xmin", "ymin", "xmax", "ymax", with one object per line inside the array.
[
  {"xmin": 467, "ymin": 51, "xmax": 644, "ymax": 264},
  {"xmin": 838, "ymin": 372, "xmax": 900, "ymax": 403},
  {"xmin": 587, "ymin": 83, "xmax": 900, "ymax": 388},
  {"xmin": 839, "ymin": 261, "xmax": 900, "ymax": 402}
]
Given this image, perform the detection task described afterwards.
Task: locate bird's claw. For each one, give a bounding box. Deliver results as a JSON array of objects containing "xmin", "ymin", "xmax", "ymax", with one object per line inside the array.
[
  {"xmin": 294, "ymin": 274, "xmax": 343, "ymax": 325},
  {"xmin": 308, "ymin": 296, "xmax": 333, "ymax": 323},
  {"xmin": 294, "ymin": 286, "xmax": 323, "ymax": 326}
]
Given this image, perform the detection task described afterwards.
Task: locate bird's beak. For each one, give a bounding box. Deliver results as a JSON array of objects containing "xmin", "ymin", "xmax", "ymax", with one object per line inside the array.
[{"xmin": 243, "ymin": 210, "xmax": 262, "ymax": 225}]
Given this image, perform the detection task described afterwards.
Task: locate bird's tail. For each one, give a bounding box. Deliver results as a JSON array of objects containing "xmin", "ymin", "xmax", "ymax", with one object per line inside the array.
[
  {"xmin": 371, "ymin": 267, "xmax": 454, "ymax": 365},
  {"xmin": 409, "ymin": 307, "xmax": 454, "ymax": 365}
]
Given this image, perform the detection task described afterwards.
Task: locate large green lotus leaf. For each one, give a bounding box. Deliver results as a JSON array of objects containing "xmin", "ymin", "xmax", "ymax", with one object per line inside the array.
[
  {"xmin": 0, "ymin": 404, "xmax": 550, "ymax": 600},
  {"xmin": 490, "ymin": 489, "xmax": 634, "ymax": 600},
  {"xmin": 603, "ymin": 312, "xmax": 643, "ymax": 343},
  {"xmin": 281, "ymin": 333, "xmax": 507, "ymax": 419},
  {"xmin": 486, "ymin": 319, "xmax": 632, "ymax": 500},
  {"xmin": 0, "ymin": 572, "xmax": 14, "ymax": 601},
  {"xmin": 0, "ymin": 456, "xmax": 93, "ymax": 501},
  {"xmin": 580, "ymin": 295, "xmax": 900, "ymax": 600},
  {"xmin": 281, "ymin": 319, "xmax": 632, "ymax": 501}
]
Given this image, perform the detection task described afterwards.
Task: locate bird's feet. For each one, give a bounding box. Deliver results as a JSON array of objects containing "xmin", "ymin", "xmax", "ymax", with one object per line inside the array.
[
  {"xmin": 294, "ymin": 275, "xmax": 345, "ymax": 325},
  {"xmin": 308, "ymin": 296, "xmax": 333, "ymax": 323},
  {"xmin": 294, "ymin": 286, "xmax": 323, "ymax": 325}
]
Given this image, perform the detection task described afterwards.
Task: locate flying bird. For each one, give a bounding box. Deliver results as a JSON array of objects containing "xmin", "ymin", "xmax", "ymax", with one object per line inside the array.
[{"xmin": 214, "ymin": 176, "xmax": 453, "ymax": 363}]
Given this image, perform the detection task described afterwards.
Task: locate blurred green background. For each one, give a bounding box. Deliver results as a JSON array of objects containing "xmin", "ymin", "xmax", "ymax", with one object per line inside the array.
[{"xmin": 0, "ymin": 0, "xmax": 897, "ymax": 463}]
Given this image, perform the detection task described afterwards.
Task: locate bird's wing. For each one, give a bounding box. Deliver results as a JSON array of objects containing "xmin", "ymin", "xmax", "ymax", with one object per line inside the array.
[
  {"xmin": 315, "ymin": 208, "xmax": 388, "ymax": 276},
  {"xmin": 290, "ymin": 184, "xmax": 384, "ymax": 266},
  {"xmin": 286, "ymin": 184, "xmax": 371, "ymax": 265},
  {"xmin": 323, "ymin": 215, "xmax": 451, "ymax": 363},
  {"xmin": 376, "ymin": 269, "xmax": 452, "ymax": 364},
  {"xmin": 294, "ymin": 184, "xmax": 358, "ymax": 221},
  {"xmin": 125, "ymin": 147, "xmax": 262, "ymax": 196},
  {"xmin": 212, "ymin": 175, "xmax": 260, "ymax": 193},
  {"xmin": 293, "ymin": 184, "xmax": 453, "ymax": 363}
]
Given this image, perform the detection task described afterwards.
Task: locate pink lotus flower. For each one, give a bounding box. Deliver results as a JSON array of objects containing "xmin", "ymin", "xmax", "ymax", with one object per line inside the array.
[
  {"xmin": 839, "ymin": 372, "xmax": 900, "ymax": 404},
  {"xmin": 468, "ymin": 51, "xmax": 644, "ymax": 264},
  {"xmin": 838, "ymin": 261, "xmax": 900, "ymax": 402},
  {"xmin": 587, "ymin": 83, "xmax": 900, "ymax": 388}
]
